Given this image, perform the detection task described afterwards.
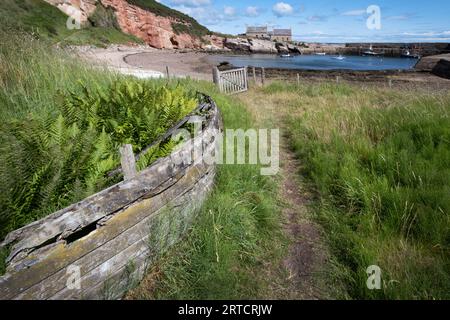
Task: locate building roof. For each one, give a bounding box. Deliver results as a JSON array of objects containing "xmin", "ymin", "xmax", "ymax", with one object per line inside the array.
[
  {"xmin": 246, "ymin": 26, "xmax": 268, "ymax": 33},
  {"xmin": 272, "ymin": 29, "xmax": 292, "ymax": 36}
]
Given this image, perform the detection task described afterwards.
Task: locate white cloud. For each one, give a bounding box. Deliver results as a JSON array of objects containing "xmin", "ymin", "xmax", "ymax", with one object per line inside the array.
[
  {"xmin": 224, "ymin": 6, "xmax": 236, "ymax": 16},
  {"xmin": 414, "ymin": 37, "xmax": 450, "ymax": 41},
  {"xmin": 342, "ymin": 9, "xmax": 366, "ymax": 16},
  {"xmin": 245, "ymin": 6, "xmax": 260, "ymax": 17},
  {"xmin": 402, "ymin": 31, "xmax": 450, "ymax": 37},
  {"xmin": 169, "ymin": 0, "xmax": 211, "ymax": 8},
  {"xmin": 400, "ymin": 30, "xmax": 450, "ymax": 41},
  {"xmin": 272, "ymin": 2, "xmax": 294, "ymax": 17}
]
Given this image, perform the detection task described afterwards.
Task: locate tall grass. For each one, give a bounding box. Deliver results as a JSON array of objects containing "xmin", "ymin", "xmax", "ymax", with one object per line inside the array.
[
  {"xmin": 0, "ymin": 31, "xmax": 117, "ymax": 121},
  {"xmin": 126, "ymin": 85, "xmax": 285, "ymax": 299},
  {"xmin": 265, "ymin": 82, "xmax": 450, "ymax": 299}
]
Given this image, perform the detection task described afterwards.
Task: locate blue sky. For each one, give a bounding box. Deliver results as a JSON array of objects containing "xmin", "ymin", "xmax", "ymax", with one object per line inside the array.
[{"xmin": 159, "ymin": 0, "xmax": 450, "ymax": 42}]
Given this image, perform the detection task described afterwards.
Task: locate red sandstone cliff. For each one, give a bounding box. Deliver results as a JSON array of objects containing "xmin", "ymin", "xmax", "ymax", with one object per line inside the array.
[
  {"xmin": 45, "ymin": 0, "xmax": 223, "ymax": 50},
  {"xmin": 101, "ymin": 0, "xmax": 203, "ymax": 49}
]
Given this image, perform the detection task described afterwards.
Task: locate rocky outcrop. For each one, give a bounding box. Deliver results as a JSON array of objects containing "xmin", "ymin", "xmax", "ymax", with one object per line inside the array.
[
  {"xmin": 224, "ymin": 37, "xmax": 302, "ymax": 54},
  {"xmin": 202, "ymin": 35, "xmax": 226, "ymax": 51},
  {"xmin": 249, "ymin": 39, "xmax": 277, "ymax": 53},
  {"xmin": 44, "ymin": 0, "xmax": 98, "ymax": 24},
  {"xmin": 432, "ymin": 59, "xmax": 450, "ymax": 79},
  {"xmin": 275, "ymin": 42, "xmax": 289, "ymax": 54},
  {"xmin": 287, "ymin": 43, "xmax": 301, "ymax": 54},
  {"xmin": 415, "ymin": 53, "xmax": 450, "ymax": 79},
  {"xmin": 223, "ymin": 38, "xmax": 251, "ymax": 52},
  {"xmin": 415, "ymin": 54, "xmax": 450, "ymax": 72}
]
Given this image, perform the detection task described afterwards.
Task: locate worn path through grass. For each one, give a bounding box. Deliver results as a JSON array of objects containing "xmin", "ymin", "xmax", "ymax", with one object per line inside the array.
[{"xmin": 237, "ymin": 87, "xmax": 332, "ymax": 300}]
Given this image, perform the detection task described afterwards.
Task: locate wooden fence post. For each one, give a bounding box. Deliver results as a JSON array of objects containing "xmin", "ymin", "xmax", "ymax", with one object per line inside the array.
[
  {"xmin": 120, "ymin": 144, "xmax": 137, "ymax": 181},
  {"xmin": 166, "ymin": 66, "xmax": 170, "ymax": 80},
  {"xmin": 212, "ymin": 67, "xmax": 220, "ymax": 86},
  {"xmin": 261, "ymin": 67, "xmax": 265, "ymax": 86},
  {"xmin": 336, "ymin": 75, "xmax": 340, "ymax": 84},
  {"xmin": 252, "ymin": 67, "xmax": 256, "ymax": 84},
  {"xmin": 297, "ymin": 73, "xmax": 300, "ymax": 87},
  {"xmin": 244, "ymin": 67, "xmax": 248, "ymax": 91},
  {"xmin": 388, "ymin": 79, "xmax": 393, "ymax": 88}
]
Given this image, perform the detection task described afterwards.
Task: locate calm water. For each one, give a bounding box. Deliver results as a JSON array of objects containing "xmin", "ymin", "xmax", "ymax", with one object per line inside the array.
[{"xmin": 208, "ymin": 54, "xmax": 419, "ymax": 71}]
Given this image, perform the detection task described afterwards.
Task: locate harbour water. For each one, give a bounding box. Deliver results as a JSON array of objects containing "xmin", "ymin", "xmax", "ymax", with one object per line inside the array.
[{"xmin": 207, "ymin": 54, "xmax": 419, "ymax": 71}]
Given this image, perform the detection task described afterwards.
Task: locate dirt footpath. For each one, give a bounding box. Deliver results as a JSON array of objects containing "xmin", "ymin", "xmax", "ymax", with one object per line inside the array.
[{"xmin": 238, "ymin": 90, "xmax": 332, "ymax": 300}]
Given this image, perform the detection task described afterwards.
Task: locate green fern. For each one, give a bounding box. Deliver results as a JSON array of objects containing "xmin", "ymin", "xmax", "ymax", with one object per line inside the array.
[{"xmin": 0, "ymin": 79, "xmax": 198, "ymax": 239}]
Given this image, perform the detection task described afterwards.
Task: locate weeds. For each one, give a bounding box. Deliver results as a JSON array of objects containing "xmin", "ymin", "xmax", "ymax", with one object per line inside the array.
[{"xmin": 275, "ymin": 81, "xmax": 450, "ymax": 299}]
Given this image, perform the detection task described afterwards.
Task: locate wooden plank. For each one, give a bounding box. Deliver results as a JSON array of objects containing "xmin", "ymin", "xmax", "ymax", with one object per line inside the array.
[
  {"xmin": 244, "ymin": 67, "xmax": 248, "ymax": 90},
  {"xmin": 237, "ymin": 70, "xmax": 241, "ymax": 91},
  {"xmin": 219, "ymin": 67, "xmax": 245, "ymax": 75},
  {"xmin": 212, "ymin": 67, "xmax": 219, "ymax": 85},
  {"xmin": 14, "ymin": 167, "xmax": 215, "ymax": 300},
  {"xmin": 48, "ymin": 171, "xmax": 214, "ymax": 300},
  {"xmin": 233, "ymin": 72, "xmax": 236, "ymax": 92},
  {"xmin": 2, "ymin": 137, "xmax": 217, "ymax": 299},
  {"xmin": 119, "ymin": 144, "xmax": 137, "ymax": 181}
]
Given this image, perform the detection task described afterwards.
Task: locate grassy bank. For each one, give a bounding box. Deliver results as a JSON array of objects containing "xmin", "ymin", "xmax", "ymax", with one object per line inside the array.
[
  {"xmin": 0, "ymin": 0, "xmax": 142, "ymax": 47},
  {"xmin": 254, "ymin": 82, "xmax": 449, "ymax": 299}
]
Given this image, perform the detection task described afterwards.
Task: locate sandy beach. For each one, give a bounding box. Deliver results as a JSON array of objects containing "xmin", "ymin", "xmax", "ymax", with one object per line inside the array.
[
  {"xmin": 124, "ymin": 50, "xmax": 215, "ymax": 81},
  {"xmin": 76, "ymin": 46, "xmax": 214, "ymax": 81}
]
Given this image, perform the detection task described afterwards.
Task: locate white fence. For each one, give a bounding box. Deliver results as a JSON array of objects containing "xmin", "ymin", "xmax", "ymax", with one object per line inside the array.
[{"xmin": 213, "ymin": 67, "xmax": 248, "ymax": 94}]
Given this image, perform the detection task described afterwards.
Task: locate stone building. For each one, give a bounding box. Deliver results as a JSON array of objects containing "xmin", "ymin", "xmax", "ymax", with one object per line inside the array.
[
  {"xmin": 245, "ymin": 26, "xmax": 270, "ymax": 39},
  {"xmin": 270, "ymin": 29, "xmax": 292, "ymax": 42},
  {"xmin": 245, "ymin": 26, "xmax": 292, "ymax": 42}
]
